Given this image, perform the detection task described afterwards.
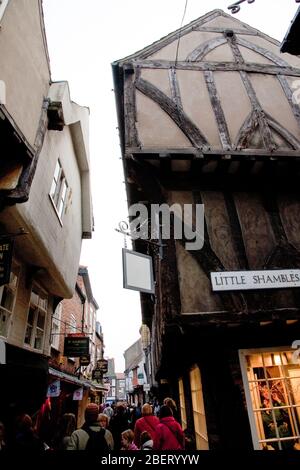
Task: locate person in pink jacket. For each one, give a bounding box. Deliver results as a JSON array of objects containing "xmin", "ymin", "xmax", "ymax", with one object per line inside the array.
[
  {"xmin": 134, "ymin": 403, "xmax": 159, "ymax": 448},
  {"xmin": 153, "ymin": 405, "xmax": 185, "ymax": 451},
  {"xmin": 121, "ymin": 429, "xmax": 138, "ymax": 450}
]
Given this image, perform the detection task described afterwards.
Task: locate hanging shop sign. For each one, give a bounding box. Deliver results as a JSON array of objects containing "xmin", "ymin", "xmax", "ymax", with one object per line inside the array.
[
  {"xmin": 97, "ymin": 358, "xmax": 108, "ymax": 373},
  {"xmin": 73, "ymin": 388, "xmax": 83, "ymax": 401},
  {"xmin": 47, "ymin": 380, "xmax": 61, "ymax": 398},
  {"xmin": 211, "ymin": 269, "xmax": 300, "ymax": 292},
  {"xmin": 92, "ymin": 368, "xmax": 102, "ymax": 381},
  {"xmin": 0, "ymin": 237, "xmax": 13, "ymax": 287},
  {"xmin": 122, "ymin": 248, "xmax": 155, "ymax": 294},
  {"xmin": 64, "ymin": 335, "xmax": 90, "ymax": 357},
  {"xmin": 80, "ymin": 355, "xmax": 90, "ymax": 366}
]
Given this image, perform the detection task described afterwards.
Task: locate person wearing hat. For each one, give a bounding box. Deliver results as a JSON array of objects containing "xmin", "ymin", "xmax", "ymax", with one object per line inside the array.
[{"xmin": 67, "ymin": 403, "xmax": 108, "ymax": 451}]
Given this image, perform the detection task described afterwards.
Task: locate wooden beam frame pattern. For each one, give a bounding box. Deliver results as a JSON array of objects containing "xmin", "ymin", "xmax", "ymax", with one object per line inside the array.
[
  {"xmin": 124, "ymin": 71, "xmax": 141, "ymax": 148},
  {"xmin": 129, "ymin": 60, "xmax": 300, "ymax": 78},
  {"xmin": 277, "ymin": 75, "xmax": 300, "ymax": 128},
  {"xmin": 186, "ymin": 37, "xmax": 227, "ymax": 62},
  {"xmin": 168, "ymin": 67, "xmax": 183, "ymax": 109},
  {"xmin": 204, "ymin": 70, "xmax": 231, "ymax": 150},
  {"xmin": 135, "ymin": 77, "xmax": 208, "ymax": 147},
  {"xmin": 132, "ymin": 10, "xmax": 223, "ymax": 60}
]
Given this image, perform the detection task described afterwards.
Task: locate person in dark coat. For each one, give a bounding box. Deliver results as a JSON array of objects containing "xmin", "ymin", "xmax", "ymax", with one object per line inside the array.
[{"xmin": 109, "ymin": 404, "xmax": 129, "ymax": 451}]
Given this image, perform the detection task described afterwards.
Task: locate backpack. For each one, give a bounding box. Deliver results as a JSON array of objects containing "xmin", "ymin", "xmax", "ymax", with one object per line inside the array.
[{"xmin": 82, "ymin": 425, "xmax": 109, "ymax": 453}]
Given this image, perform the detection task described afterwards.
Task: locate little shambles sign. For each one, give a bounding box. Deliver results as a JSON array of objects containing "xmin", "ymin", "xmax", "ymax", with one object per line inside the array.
[{"xmin": 211, "ymin": 269, "xmax": 300, "ymax": 292}]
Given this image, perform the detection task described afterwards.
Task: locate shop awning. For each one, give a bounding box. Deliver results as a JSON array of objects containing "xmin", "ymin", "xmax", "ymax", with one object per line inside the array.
[
  {"xmin": 90, "ymin": 382, "xmax": 109, "ymax": 393},
  {"xmin": 49, "ymin": 367, "xmax": 91, "ymax": 388},
  {"xmin": 49, "ymin": 367, "xmax": 109, "ymax": 392}
]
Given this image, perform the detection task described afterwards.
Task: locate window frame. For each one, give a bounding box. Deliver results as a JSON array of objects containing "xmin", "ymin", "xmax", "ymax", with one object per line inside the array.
[
  {"xmin": 189, "ymin": 365, "xmax": 209, "ymax": 450},
  {"xmin": 49, "ymin": 159, "xmax": 68, "ymax": 222},
  {"xmin": 178, "ymin": 377, "xmax": 187, "ymax": 431},
  {"xmin": 51, "ymin": 302, "xmax": 62, "ymax": 351},
  {"xmin": 239, "ymin": 347, "xmax": 300, "ymax": 450},
  {"xmin": 24, "ymin": 285, "xmax": 48, "ymax": 351},
  {"xmin": 0, "ymin": 0, "xmax": 9, "ymax": 22},
  {"xmin": 0, "ymin": 261, "xmax": 19, "ymax": 339}
]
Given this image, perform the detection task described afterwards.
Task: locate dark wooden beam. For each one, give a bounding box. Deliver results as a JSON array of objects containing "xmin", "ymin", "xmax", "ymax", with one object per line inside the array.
[
  {"xmin": 204, "ymin": 70, "xmax": 231, "ymax": 150},
  {"xmin": 129, "ymin": 61, "xmax": 300, "ymax": 78},
  {"xmin": 135, "ymin": 77, "xmax": 208, "ymax": 147},
  {"xmin": 126, "ymin": 147, "xmax": 300, "ymax": 159},
  {"xmin": 124, "ymin": 70, "xmax": 140, "ymax": 148},
  {"xmin": 186, "ymin": 37, "xmax": 227, "ymax": 62}
]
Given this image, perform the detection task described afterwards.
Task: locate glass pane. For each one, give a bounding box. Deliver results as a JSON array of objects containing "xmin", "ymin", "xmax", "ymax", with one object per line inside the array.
[
  {"xmin": 27, "ymin": 307, "xmax": 35, "ymax": 326},
  {"xmin": 24, "ymin": 325, "xmax": 32, "ymax": 344},
  {"xmin": 61, "ymin": 180, "xmax": 67, "ymax": 201},
  {"xmin": 37, "ymin": 311, "xmax": 45, "ymax": 330},
  {"xmin": 34, "ymin": 328, "xmax": 44, "ymax": 350},
  {"xmin": 50, "ymin": 179, "xmax": 57, "ymax": 199},
  {"xmin": 0, "ymin": 286, "xmax": 14, "ymax": 311},
  {"xmin": 58, "ymin": 199, "xmax": 64, "ymax": 218},
  {"xmin": 30, "ymin": 291, "xmax": 39, "ymax": 306},
  {"xmin": 9, "ymin": 270, "xmax": 18, "ymax": 289},
  {"xmin": 53, "ymin": 161, "xmax": 61, "ymax": 182},
  {"xmin": 39, "ymin": 295, "xmax": 47, "ymax": 311},
  {"xmin": 246, "ymin": 350, "xmax": 300, "ymax": 451},
  {"xmin": 0, "ymin": 307, "xmax": 10, "ymax": 337}
]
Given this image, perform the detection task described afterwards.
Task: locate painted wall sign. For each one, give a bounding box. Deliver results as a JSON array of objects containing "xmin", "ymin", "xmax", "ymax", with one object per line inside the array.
[
  {"xmin": 211, "ymin": 269, "xmax": 300, "ymax": 291},
  {"xmin": 0, "ymin": 237, "xmax": 13, "ymax": 287}
]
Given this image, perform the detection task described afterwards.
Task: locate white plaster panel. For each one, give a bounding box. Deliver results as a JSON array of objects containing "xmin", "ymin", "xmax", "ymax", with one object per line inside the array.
[
  {"xmin": 249, "ymin": 73, "xmax": 300, "ymax": 141},
  {"xmin": 177, "ymin": 70, "xmax": 220, "ymax": 147},
  {"xmin": 0, "ymin": 0, "xmax": 50, "ymax": 146},
  {"xmin": 16, "ymin": 127, "xmax": 83, "ymax": 296},
  {"xmin": 243, "ymin": 35, "xmax": 300, "ymax": 68},
  {"xmin": 141, "ymin": 69, "xmax": 172, "ymax": 98},
  {"xmin": 204, "ymin": 16, "xmax": 250, "ymax": 30},
  {"xmin": 238, "ymin": 45, "xmax": 273, "ymax": 64},
  {"xmin": 204, "ymin": 43, "xmax": 234, "ymax": 62},
  {"xmin": 135, "ymin": 90, "xmax": 192, "ymax": 148},
  {"xmin": 148, "ymin": 31, "xmax": 218, "ymax": 61},
  {"xmin": 213, "ymin": 71, "xmax": 252, "ymax": 143}
]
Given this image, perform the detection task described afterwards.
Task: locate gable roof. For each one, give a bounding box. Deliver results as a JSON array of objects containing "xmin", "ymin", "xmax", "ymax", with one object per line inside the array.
[{"xmin": 113, "ymin": 9, "xmax": 280, "ymax": 65}]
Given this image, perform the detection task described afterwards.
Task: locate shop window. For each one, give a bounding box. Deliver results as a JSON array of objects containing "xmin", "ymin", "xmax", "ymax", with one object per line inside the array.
[
  {"xmin": 178, "ymin": 378, "xmax": 187, "ymax": 430},
  {"xmin": 0, "ymin": 263, "xmax": 19, "ymax": 338},
  {"xmin": 189, "ymin": 366, "xmax": 209, "ymax": 450},
  {"xmin": 49, "ymin": 160, "xmax": 68, "ymax": 220},
  {"xmin": 24, "ymin": 286, "xmax": 48, "ymax": 350},
  {"xmin": 239, "ymin": 348, "xmax": 300, "ymax": 450}
]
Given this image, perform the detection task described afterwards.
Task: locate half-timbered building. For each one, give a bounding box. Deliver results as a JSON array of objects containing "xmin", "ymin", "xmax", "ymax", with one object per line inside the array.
[{"xmin": 113, "ymin": 9, "xmax": 300, "ymax": 450}]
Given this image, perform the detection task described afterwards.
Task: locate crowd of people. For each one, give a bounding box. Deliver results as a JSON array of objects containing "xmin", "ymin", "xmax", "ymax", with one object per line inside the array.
[{"xmin": 0, "ymin": 397, "xmax": 195, "ymax": 452}]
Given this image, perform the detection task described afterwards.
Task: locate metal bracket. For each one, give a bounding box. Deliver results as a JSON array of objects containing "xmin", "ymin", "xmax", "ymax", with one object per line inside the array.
[{"xmin": 228, "ymin": 0, "xmax": 255, "ymax": 14}]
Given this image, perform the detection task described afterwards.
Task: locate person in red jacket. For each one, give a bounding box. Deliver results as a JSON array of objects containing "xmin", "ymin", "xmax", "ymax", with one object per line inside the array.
[
  {"xmin": 134, "ymin": 403, "xmax": 159, "ymax": 448},
  {"xmin": 153, "ymin": 405, "xmax": 185, "ymax": 451}
]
